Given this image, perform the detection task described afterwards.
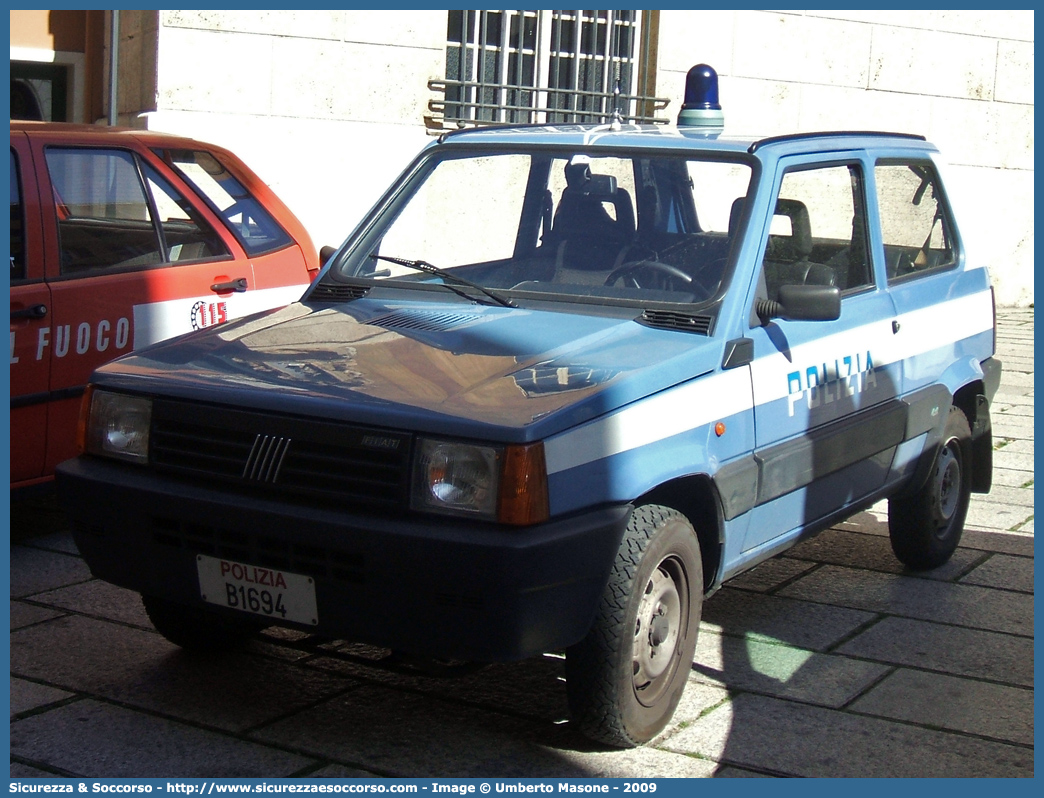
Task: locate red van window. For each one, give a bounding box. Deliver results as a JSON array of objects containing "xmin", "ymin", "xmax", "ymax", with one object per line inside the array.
[
  {"xmin": 142, "ymin": 163, "xmax": 228, "ymax": 263},
  {"xmin": 157, "ymin": 148, "xmax": 294, "ymax": 257},
  {"xmin": 45, "ymin": 147, "xmax": 228, "ymax": 275}
]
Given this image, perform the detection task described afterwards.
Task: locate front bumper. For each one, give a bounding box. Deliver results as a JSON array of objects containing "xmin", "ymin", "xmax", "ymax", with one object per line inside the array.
[{"xmin": 56, "ymin": 457, "xmax": 630, "ymax": 662}]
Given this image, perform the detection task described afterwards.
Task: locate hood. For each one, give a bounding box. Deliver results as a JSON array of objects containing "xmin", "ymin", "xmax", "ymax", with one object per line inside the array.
[{"xmin": 95, "ymin": 299, "xmax": 725, "ymax": 442}]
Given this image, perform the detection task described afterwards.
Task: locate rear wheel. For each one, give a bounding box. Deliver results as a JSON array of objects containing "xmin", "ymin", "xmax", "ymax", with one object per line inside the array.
[
  {"xmin": 566, "ymin": 505, "xmax": 703, "ymax": 747},
  {"xmin": 889, "ymin": 406, "xmax": 972, "ymax": 570},
  {"xmin": 142, "ymin": 594, "xmax": 263, "ymax": 651}
]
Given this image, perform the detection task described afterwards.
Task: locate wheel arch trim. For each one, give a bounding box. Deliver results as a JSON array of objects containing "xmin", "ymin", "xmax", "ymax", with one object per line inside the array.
[{"xmin": 636, "ymin": 474, "xmax": 725, "ymax": 596}]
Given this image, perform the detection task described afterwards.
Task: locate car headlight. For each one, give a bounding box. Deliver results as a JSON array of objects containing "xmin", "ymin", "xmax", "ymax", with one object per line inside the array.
[
  {"xmin": 83, "ymin": 388, "xmax": 153, "ymax": 464},
  {"xmin": 411, "ymin": 438, "xmax": 549, "ymax": 525},
  {"xmin": 412, "ymin": 439, "xmax": 499, "ymax": 518}
]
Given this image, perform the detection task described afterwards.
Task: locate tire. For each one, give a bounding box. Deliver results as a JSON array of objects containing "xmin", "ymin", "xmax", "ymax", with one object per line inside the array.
[
  {"xmin": 888, "ymin": 406, "xmax": 972, "ymax": 570},
  {"xmin": 141, "ymin": 594, "xmax": 263, "ymax": 651},
  {"xmin": 565, "ymin": 505, "xmax": 703, "ymax": 748}
]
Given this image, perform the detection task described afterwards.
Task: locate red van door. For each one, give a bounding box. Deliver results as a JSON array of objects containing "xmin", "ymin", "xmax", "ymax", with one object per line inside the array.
[{"xmin": 10, "ymin": 138, "xmax": 53, "ymax": 484}]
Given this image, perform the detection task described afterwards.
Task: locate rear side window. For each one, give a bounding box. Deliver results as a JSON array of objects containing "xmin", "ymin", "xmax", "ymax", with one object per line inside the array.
[
  {"xmin": 158, "ymin": 149, "xmax": 294, "ymax": 257},
  {"xmin": 44, "ymin": 147, "xmax": 228, "ymax": 275},
  {"xmin": 10, "ymin": 148, "xmax": 25, "ymax": 281},
  {"xmin": 875, "ymin": 163, "xmax": 957, "ymax": 281}
]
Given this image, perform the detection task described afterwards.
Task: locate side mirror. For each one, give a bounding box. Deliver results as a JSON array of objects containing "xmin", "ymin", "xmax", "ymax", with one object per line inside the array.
[
  {"xmin": 319, "ymin": 245, "xmax": 337, "ymax": 266},
  {"xmin": 756, "ymin": 284, "xmax": 841, "ymax": 326}
]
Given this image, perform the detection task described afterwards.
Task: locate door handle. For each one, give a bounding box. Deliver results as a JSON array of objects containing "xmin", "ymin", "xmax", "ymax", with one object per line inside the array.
[
  {"xmin": 10, "ymin": 304, "xmax": 48, "ymax": 321},
  {"xmin": 211, "ymin": 278, "xmax": 249, "ymax": 293}
]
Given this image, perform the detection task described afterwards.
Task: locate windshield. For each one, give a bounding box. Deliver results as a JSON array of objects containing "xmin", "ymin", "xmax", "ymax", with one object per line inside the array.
[{"xmin": 332, "ymin": 148, "xmax": 752, "ymax": 307}]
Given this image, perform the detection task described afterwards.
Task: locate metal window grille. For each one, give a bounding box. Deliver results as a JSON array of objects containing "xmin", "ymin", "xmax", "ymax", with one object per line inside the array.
[{"xmin": 429, "ymin": 10, "xmax": 668, "ymax": 130}]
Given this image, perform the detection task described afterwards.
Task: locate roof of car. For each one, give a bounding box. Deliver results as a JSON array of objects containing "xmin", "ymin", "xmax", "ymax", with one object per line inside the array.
[
  {"xmin": 435, "ymin": 123, "xmax": 935, "ymax": 158},
  {"xmin": 9, "ymin": 120, "xmax": 211, "ymax": 147}
]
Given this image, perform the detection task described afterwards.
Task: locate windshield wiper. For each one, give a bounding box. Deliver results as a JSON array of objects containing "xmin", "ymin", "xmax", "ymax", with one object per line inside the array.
[{"xmin": 369, "ymin": 254, "xmax": 515, "ymax": 308}]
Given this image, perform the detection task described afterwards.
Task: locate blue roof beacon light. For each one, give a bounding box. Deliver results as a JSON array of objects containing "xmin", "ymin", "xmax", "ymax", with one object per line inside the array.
[{"xmin": 677, "ymin": 63, "xmax": 724, "ymax": 129}]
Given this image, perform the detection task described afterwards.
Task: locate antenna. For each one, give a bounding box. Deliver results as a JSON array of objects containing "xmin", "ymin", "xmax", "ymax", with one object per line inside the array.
[
  {"xmin": 609, "ymin": 11, "xmax": 623, "ymax": 130},
  {"xmin": 611, "ymin": 80, "xmax": 623, "ymax": 130}
]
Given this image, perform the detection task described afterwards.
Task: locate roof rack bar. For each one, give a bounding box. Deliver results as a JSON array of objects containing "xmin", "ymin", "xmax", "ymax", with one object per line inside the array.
[
  {"xmin": 749, "ymin": 130, "xmax": 926, "ymax": 154},
  {"xmin": 436, "ymin": 120, "xmax": 649, "ymax": 143}
]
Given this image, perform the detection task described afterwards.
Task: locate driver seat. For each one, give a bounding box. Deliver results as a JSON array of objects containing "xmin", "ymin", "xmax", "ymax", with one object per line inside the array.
[{"xmin": 547, "ymin": 162, "xmax": 635, "ymax": 273}]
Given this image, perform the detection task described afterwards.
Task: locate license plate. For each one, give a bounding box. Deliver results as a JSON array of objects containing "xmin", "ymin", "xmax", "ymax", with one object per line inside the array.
[{"xmin": 196, "ymin": 554, "xmax": 318, "ymax": 626}]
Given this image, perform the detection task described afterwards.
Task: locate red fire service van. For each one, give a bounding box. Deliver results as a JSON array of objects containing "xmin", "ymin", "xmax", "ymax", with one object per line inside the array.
[{"xmin": 10, "ymin": 122, "xmax": 320, "ymax": 490}]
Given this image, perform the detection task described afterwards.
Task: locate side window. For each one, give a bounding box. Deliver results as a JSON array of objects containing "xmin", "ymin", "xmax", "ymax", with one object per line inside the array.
[
  {"xmin": 143, "ymin": 165, "xmax": 228, "ymax": 263},
  {"xmin": 158, "ymin": 149, "xmax": 293, "ymax": 257},
  {"xmin": 10, "ymin": 149, "xmax": 25, "ymax": 281},
  {"xmin": 758, "ymin": 164, "xmax": 872, "ymax": 302},
  {"xmin": 876, "ymin": 163, "xmax": 956, "ymax": 281},
  {"xmin": 44, "ymin": 147, "xmax": 226, "ymax": 275}
]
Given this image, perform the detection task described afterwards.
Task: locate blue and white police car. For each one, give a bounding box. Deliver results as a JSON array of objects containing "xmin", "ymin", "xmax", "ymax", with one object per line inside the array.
[{"xmin": 57, "ymin": 66, "xmax": 1000, "ymax": 748}]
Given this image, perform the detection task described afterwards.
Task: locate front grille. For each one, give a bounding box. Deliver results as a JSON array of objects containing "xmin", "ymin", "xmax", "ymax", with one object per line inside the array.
[
  {"xmin": 150, "ymin": 516, "xmax": 364, "ymax": 583},
  {"xmin": 150, "ymin": 400, "xmax": 412, "ymax": 510}
]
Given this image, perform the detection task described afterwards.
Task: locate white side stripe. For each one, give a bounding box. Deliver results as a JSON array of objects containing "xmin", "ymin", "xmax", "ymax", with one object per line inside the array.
[
  {"xmin": 132, "ymin": 284, "xmax": 308, "ymax": 350},
  {"xmin": 545, "ymin": 367, "xmax": 753, "ymax": 475},
  {"xmin": 895, "ymin": 292, "xmax": 994, "ymax": 358},
  {"xmin": 751, "ymin": 291, "xmax": 992, "ymax": 406}
]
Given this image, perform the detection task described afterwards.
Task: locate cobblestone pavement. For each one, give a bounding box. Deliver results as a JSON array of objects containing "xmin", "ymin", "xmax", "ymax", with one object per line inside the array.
[{"xmin": 9, "ymin": 308, "xmax": 1033, "ymax": 778}]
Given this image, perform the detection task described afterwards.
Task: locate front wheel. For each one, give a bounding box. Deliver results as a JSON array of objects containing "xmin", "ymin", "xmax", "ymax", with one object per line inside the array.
[
  {"xmin": 889, "ymin": 406, "xmax": 972, "ymax": 570},
  {"xmin": 566, "ymin": 505, "xmax": 703, "ymax": 748}
]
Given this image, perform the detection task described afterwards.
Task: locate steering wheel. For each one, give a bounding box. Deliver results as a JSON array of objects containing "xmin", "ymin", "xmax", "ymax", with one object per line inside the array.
[{"xmin": 604, "ymin": 260, "xmax": 693, "ymax": 291}]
